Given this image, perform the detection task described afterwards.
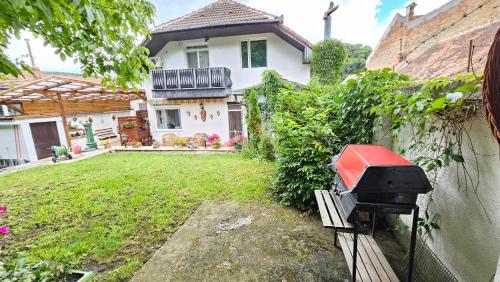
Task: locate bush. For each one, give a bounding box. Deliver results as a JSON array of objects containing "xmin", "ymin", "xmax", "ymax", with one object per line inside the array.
[
  {"xmin": 273, "ymin": 85, "xmax": 338, "ymax": 210},
  {"xmin": 258, "ymin": 133, "xmax": 275, "ymax": 161},
  {"xmin": 272, "ymin": 70, "xmax": 409, "ymax": 210},
  {"xmin": 311, "ymin": 39, "xmax": 348, "ymax": 85}
]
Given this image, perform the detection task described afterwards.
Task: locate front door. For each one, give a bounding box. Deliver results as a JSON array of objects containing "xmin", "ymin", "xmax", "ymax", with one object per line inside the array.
[
  {"xmin": 30, "ymin": 122, "xmax": 61, "ymax": 159},
  {"xmin": 228, "ymin": 103, "xmax": 243, "ymax": 138}
]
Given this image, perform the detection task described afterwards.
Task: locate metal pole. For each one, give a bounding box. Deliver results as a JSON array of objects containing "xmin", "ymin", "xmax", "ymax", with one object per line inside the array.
[
  {"xmin": 371, "ymin": 212, "xmax": 376, "ymax": 238},
  {"xmin": 352, "ymin": 210, "xmax": 358, "ymax": 282},
  {"xmin": 408, "ymin": 206, "xmax": 419, "ymax": 282}
]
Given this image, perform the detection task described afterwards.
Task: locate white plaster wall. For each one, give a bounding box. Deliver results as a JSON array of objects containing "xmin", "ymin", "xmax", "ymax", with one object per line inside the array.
[
  {"xmin": 148, "ymin": 100, "xmax": 234, "ymax": 143},
  {"xmin": 390, "ymin": 117, "xmax": 500, "ymax": 281},
  {"xmin": 0, "ymin": 117, "xmax": 67, "ymax": 162},
  {"xmin": 155, "ymin": 32, "xmax": 310, "ymax": 90},
  {"xmin": 0, "ymin": 125, "xmax": 18, "ymax": 160}
]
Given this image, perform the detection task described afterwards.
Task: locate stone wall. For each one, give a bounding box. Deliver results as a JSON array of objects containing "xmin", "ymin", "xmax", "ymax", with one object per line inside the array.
[{"xmin": 367, "ymin": 0, "xmax": 500, "ymax": 70}]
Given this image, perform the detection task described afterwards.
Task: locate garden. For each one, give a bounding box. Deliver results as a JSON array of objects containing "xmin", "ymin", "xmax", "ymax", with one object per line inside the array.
[{"xmin": 0, "ymin": 153, "xmax": 274, "ymax": 281}]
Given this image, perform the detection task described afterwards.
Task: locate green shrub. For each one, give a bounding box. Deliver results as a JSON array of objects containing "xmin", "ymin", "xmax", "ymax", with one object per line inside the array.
[
  {"xmin": 273, "ymin": 85, "xmax": 338, "ymax": 210},
  {"xmin": 258, "ymin": 133, "xmax": 275, "ymax": 161},
  {"xmin": 245, "ymin": 89, "xmax": 262, "ymax": 155},
  {"xmin": 272, "ymin": 70, "xmax": 409, "ymax": 210},
  {"xmin": 311, "ymin": 39, "xmax": 348, "ymax": 85}
]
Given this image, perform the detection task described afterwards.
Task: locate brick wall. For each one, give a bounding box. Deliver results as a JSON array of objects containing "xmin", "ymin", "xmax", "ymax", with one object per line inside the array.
[{"xmin": 367, "ymin": 0, "xmax": 500, "ymax": 70}]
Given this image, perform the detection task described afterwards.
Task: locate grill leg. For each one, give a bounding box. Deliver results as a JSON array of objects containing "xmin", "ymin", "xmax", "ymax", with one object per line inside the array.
[
  {"xmin": 408, "ymin": 206, "xmax": 419, "ymax": 282},
  {"xmin": 352, "ymin": 212, "xmax": 358, "ymax": 282},
  {"xmin": 371, "ymin": 212, "xmax": 376, "ymax": 238}
]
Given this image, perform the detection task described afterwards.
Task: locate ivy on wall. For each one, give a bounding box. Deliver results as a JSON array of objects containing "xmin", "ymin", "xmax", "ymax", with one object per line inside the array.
[{"xmin": 311, "ymin": 39, "xmax": 348, "ymax": 85}]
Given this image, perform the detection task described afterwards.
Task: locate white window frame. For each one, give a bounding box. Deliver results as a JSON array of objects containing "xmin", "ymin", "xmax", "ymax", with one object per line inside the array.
[
  {"xmin": 240, "ymin": 39, "xmax": 267, "ymax": 69},
  {"xmin": 185, "ymin": 45, "xmax": 209, "ymax": 69},
  {"xmin": 155, "ymin": 106, "xmax": 182, "ymax": 131}
]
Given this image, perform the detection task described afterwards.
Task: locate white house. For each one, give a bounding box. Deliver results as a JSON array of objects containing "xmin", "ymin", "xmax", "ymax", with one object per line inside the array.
[{"xmin": 142, "ymin": 0, "xmax": 312, "ymax": 143}]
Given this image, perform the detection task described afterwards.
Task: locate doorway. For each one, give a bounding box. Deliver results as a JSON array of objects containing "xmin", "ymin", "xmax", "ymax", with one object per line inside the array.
[
  {"xmin": 30, "ymin": 121, "xmax": 61, "ymax": 159},
  {"xmin": 228, "ymin": 103, "xmax": 243, "ymax": 138}
]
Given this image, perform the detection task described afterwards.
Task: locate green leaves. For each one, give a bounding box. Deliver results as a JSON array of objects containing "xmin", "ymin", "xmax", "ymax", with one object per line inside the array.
[
  {"xmin": 0, "ymin": 0, "xmax": 156, "ymax": 89},
  {"xmin": 311, "ymin": 39, "xmax": 348, "ymax": 85}
]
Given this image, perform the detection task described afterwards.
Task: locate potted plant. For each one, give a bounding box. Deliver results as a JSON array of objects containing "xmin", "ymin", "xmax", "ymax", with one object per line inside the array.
[
  {"xmin": 0, "ymin": 254, "xmax": 93, "ymax": 282},
  {"xmin": 152, "ymin": 140, "xmax": 161, "ymax": 149},
  {"xmin": 211, "ymin": 140, "xmax": 222, "ymax": 149},
  {"xmin": 101, "ymin": 139, "xmax": 112, "ymax": 149},
  {"xmin": 121, "ymin": 121, "xmax": 136, "ymax": 129},
  {"xmin": 130, "ymin": 141, "xmax": 142, "ymax": 148},
  {"xmin": 227, "ymin": 135, "xmax": 244, "ymax": 150},
  {"xmin": 173, "ymin": 137, "xmax": 188, "ymax": 149}
]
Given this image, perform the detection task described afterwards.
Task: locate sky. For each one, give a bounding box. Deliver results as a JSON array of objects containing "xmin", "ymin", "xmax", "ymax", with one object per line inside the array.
[{"xmin": 6, "ymin": 0, "xmax": 450, "ymax": 74}]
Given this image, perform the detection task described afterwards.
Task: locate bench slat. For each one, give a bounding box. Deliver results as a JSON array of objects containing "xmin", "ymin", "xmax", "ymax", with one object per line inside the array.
[
  {"xmin": 338, "ymin": 233, "xmax": 371, "ymax": 282},
  {"xmin": 359, "ymin": 236, "xmax": 391, "ymax": 282},
  {"xmin": 365, "ymin": 236, "xmax": 399, "ymax": 282},
  {"xmin": 321, "ymin": 190, "xmax": 344, "ymax": 228},
  {"xmin": 314, "ymin": 190, "xmax": 333, "ymax": 227}
]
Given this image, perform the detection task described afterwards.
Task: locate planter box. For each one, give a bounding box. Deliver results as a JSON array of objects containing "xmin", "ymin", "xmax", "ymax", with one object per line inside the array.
[{"xmin": 67, "ymin": 270, "xmax": 93, "ymax": 282}]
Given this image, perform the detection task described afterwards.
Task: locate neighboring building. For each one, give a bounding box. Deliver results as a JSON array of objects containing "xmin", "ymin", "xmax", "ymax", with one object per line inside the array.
[
  {"xmin": 367, "ymin": 0, "xmax": 500, "ymax": 80},
  {"xmin": 368, "ymin": 1, "xmax": 500, "ymax": 281},
  {"xmin": 141, "ymin": 0, "xmax": 312, "ymax": 142},
  {"xmin": 0, "ymin": 71, "xmax": 143, "ymax": 166}
]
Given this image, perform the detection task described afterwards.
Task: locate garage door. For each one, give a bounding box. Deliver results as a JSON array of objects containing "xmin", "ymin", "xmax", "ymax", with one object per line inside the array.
[{"xmin": 30, "ymin": 122, "xmax": 61, "ymax": 160}]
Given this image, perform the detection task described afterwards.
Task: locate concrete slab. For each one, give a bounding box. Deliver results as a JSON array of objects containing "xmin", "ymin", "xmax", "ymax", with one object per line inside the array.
[{"xmin": 131, "ymin": 201, "xmax": 350, "ymax": 282}]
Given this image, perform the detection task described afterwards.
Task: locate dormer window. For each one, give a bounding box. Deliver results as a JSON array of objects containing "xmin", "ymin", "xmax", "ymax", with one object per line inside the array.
[
  {"xmin": 241, "ymin": 40, "xmax": 267, "ymax": 68},
  {"xmin": 186, "ymin": 45, "xmax": 209, "ymax": 68}
]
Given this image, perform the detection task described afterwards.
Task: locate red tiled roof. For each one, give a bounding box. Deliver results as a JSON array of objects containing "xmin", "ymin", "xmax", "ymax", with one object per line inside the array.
[
  {"xmin": 152, "ymin": 0, "xmax": 279, "ymax": 33},
  {"xmin": 398, "ymin": 21, "xmax": 500, "ymax": 80}
]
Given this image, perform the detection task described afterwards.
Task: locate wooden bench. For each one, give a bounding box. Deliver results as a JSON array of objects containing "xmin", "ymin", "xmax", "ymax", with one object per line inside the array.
[
  {"xmin": 315, "ymin": 190, "xmax": 399, "ymax": 282},
  {"xmin": 94, "ymin": 128, "xmax": 117, "ymax": 141}
]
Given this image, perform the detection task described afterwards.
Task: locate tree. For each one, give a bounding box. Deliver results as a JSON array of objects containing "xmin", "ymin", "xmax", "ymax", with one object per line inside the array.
[
  {"xmin": 0, "ymin": 0, "xmax": 155, "ymax": 89},
  {"xmin": 311, "ymin": 39, "xmax": 347, "ymax": 85},
  {"xmin": 342, "ymin": 43, "xmax": 372, "ymax": 79}
]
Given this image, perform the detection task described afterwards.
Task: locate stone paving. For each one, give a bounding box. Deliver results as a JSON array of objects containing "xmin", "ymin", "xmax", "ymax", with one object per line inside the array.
[{"xmin": 131, "ymin": 201, "xmax": 351, "ymax": 282}]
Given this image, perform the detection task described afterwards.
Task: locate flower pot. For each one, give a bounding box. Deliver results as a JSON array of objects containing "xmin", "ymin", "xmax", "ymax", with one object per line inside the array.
[
  {"xmin": 211, "ymin": 143, "xmax": 221, "ymax": 149},
  {"xmin": 153, "ymin": 144, "xmax": 161, "ymax": 149},
  {"xmin": 234, "ymin": 143, "xmax": 242, "ymax": 150},
  {"xmin": 67, "ymin": 270, "xmax": 93, "ymax": 282}
]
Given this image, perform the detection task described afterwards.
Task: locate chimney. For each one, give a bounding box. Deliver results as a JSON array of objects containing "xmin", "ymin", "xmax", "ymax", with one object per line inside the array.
[
  {"xmin": 406, "ymin": 2, "xmax": 417, "ymax": 21},
  {"xmin": 323, "ymin": 2, "xmax": 339, "ymax": 40},
  {"xmin": 24, "ymin": 39, "xmax": 39, "ymax": 71}
]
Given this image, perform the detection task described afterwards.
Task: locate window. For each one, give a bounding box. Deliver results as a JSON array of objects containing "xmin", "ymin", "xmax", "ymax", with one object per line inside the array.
[
  {"xmin": 241, "ymin": 40, "xmax": 267, "ymax": 68},
  {"xmin": 186, "ymin": 46, "xmax": 209, "ymax": 68},
  {"xmin": 156, "ymin": 109, "xmax": 181, "ymax": 129}
]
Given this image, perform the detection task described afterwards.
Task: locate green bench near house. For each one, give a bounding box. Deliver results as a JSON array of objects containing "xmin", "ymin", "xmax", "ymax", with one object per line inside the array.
[{"xmin": 315, "ymin": 190, "xmax": 399, "ymax": 282}]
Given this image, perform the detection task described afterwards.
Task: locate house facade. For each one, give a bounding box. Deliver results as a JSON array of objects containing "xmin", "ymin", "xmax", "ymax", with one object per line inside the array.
[{"xmin": 142, "ymin": 0, "xmax": 311, "ymax": 143}]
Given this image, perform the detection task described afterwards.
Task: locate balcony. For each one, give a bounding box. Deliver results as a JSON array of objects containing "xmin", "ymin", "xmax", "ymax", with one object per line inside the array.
[{"xmin": 151, "ymin": 67, "xmax": 232, "ymax": 99}]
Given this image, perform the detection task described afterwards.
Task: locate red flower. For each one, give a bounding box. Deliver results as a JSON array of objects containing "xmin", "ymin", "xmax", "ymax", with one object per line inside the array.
[{"xmin": 0, "ymin": 206, "xmax": 6, "ymax": 212}]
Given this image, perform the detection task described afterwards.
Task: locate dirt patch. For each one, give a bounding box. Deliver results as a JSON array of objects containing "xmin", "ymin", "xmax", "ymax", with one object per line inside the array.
[{"xmin": 130, "ymin": 201, "xmax": 350, "ymax": 281}]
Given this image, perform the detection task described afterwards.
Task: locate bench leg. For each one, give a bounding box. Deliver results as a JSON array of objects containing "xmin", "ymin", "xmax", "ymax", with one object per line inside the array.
[{"xmin": 334, "ymin": 229, "xmax": 340, "ymax": 249}]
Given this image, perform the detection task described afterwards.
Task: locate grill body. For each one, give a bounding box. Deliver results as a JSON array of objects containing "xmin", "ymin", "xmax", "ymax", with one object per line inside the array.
[{"xmin": 331, "ymin": 145, "xmax": 431, "ymax": 223}]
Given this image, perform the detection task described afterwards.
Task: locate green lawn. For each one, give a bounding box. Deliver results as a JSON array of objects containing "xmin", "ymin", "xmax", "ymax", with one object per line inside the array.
[{"xmin": 0, "ymin": 153, "xmax": 274, "ymax": 281}]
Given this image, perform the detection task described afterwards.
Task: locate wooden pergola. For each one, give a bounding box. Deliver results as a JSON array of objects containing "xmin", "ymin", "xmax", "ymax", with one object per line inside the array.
[{"xmin": 0, "ymin": 75, "xmax": 146, "ymax": 147}]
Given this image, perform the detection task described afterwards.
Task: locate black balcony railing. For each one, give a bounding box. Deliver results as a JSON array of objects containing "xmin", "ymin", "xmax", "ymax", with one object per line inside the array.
[{"xmin": 151, "ymin": 67, "xmax": 232, "ymax": 90}]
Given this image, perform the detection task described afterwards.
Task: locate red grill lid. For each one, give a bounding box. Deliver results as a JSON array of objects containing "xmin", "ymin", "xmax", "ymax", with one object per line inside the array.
[{"xmin": 335, "ymin": 144, "xmax": 414, "ymax": 191}]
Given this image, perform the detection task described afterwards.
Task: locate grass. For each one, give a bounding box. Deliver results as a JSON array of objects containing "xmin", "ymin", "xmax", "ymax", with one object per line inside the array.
[{"xmin": 0, "ymin": 152, "xmax": 274, "ymax": 280}]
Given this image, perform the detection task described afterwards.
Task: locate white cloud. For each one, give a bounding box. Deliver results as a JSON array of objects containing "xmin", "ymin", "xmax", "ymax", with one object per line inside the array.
[{"xmin": 247, "ymin": 0, "xmax": 452, "ymax": 47}]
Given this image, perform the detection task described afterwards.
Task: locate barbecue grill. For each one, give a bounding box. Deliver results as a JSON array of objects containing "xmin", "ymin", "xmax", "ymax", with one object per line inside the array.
[{"xmin": 330, "ymin": 144, "xmax": 432, "ymax": 224}]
